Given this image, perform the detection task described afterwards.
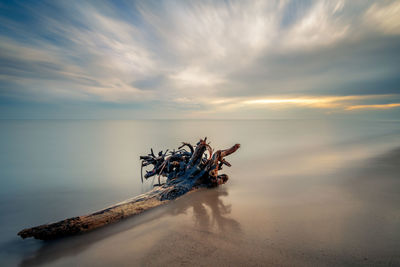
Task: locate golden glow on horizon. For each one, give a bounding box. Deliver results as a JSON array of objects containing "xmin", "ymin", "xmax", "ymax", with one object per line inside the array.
[
  {"xmin": 241, "ymin": 95, "xmax": 398, "ymax": 110},
  {"xmin": 242, "ymin": 97, "xmax": 340, "ymax": 109},
  {"xmin": 189, "ymin": 95, "xmax": 400, "ymax": 118},
  {"xmin": 346, "ymin": 103, "xmax": 400, "ymax": 110},
  {"xmin": 244, "ymin": 98, "xmax": 321, "ymax": 104}
]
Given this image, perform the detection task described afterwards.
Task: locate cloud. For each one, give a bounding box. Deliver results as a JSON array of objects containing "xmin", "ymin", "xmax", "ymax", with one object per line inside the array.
[
  {"xmin": 281, "ymin": 1, "xmax": 349, "ymax": 49},
  {"xmin": 364, "ymin": 1, "xmax": 400, "ymax": 35},
  {"xmin": 0, "ymin": 0, "xmax": 399, "ymax": 118},
  {"xmin": 346, "ymin": 103, "xmax": 400, "ymax": 111},
  {"xmin": 196, "ymin": 94, "xmax": 397, "ymax": 112},
  {"xmin": 0, "ymin": 1, "xmax": 158, "ymax": 103}
]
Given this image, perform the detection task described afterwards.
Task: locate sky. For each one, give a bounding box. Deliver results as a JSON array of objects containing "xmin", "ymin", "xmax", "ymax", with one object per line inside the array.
[{"xmin": 0, "ymin": 0, "xmax": 399, "ymax": 119}]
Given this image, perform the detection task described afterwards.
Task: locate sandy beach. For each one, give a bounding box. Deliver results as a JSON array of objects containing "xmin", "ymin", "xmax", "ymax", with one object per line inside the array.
[{"xmin": 1, "ymin": 120, "xmax": 399, "ymax": 266}]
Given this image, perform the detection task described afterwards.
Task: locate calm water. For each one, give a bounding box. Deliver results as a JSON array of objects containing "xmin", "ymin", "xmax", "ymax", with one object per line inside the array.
[{"xmin": 0, "ymin": 119, "xmax": 399, "ymax": 266}]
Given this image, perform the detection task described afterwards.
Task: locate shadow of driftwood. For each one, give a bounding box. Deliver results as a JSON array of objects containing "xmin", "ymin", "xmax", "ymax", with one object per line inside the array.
[{"xmin": 18, "ymin": 187, "xmax": 239, "ymax": 266}]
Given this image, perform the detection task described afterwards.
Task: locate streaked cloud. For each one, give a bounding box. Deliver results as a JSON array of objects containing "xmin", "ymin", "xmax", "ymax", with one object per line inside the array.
[
  {"xmin": 242, "ymin": 95, "xmax": 395, "ymax": 109},
  {"xmin": 364, "ymin": 1, "xmax": 400, "ymax": 35},
  {"xmin": 346, "ymin": 103, "xmax": 400, "ymax": 111},
  {"xmin": 0, "ymin": 0, "xmax": 399, "ymax": 119},
  {"xmin": 282, "ymin": 1, "xmax": 349, "ymax": 49},
  {"xmin": 192, "ymin": 94, "xmax": 399, "ymax": 113}
]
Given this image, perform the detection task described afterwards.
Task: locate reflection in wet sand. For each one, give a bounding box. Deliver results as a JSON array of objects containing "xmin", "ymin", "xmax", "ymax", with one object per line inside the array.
[
  {"xmin": 139, "ymin": 188, "xmax": 244, "ymax": 267},
  {"xmin": 16, "ymin": 147, "xmax": 400, "ymax": 266},
  {"xmin": 0, "ymin": 119, "xmax": 399, "ymax": 266},
  {"xmin": 169, "ymin": 188, "xmax": 241, "ymax": 234},
  {"xmin": 19, "ymin": 188, "xmax": 239, "ymax": 266}
]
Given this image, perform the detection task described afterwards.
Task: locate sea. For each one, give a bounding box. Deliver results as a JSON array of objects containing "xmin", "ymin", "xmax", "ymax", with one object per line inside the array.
[{"xmin": 0, "ymin": 119, "xmax": 399, "ymax": 266}]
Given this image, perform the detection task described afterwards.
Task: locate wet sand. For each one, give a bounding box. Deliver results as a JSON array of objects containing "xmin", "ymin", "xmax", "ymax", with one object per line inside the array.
[
  {"xmin": 1, "ymin": 120, "xmax": 399, "ymax": 266},
  {"xmin": 10, "ymin": 148, "xmax": 400, "ymax": 266}
]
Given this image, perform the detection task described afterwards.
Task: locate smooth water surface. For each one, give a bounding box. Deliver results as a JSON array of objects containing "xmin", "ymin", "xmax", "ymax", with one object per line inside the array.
[{"xmin": 0, "ymin": 119, "xmax": 399, "ymax": 266}]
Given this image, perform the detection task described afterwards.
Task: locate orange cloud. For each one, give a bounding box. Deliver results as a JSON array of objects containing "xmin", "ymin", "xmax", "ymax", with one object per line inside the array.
[
  {"xmin": 346, "ymin": 103, "xmax": 400, "ymax": 110},
  {"xmin": 242, "ymin": 95, "xmax": 395, "ymax": 109}
]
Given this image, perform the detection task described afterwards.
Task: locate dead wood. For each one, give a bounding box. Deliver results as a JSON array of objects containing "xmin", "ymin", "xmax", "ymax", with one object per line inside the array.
[{"xmin": 18, "ymin": 138, "xmax": 240, "ymax": 240}]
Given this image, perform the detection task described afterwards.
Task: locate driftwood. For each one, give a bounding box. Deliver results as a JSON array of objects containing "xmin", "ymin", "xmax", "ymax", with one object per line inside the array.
[{"xmin": 18, "ymin": 138, "xmax": 240, "ymax": 240}]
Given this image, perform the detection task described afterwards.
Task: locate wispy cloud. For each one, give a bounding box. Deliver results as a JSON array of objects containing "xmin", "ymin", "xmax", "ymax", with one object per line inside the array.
[
  {"xmin": 0, "ymin": 0, "xmax": 399, "ymax": 119},
  {"xmin": 241, "ymin": 95, "xmax": 397, "ymax": 109},
  {"xmin": 346, "ymin": 103, "xmax": 400, "ymax": 111},
  {"xmin": 189, "ymin": 94, "xmax": 398, "ymax": 114},
  {"xmin": 364, "ymin": 1, "xmax": 400, "ymax": 35}
]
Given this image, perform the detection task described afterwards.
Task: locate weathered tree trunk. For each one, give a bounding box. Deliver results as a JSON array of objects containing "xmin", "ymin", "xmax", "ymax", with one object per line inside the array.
[{"xmin": 18, "ymin": 139, "xmax": 240, "ymax": 240}]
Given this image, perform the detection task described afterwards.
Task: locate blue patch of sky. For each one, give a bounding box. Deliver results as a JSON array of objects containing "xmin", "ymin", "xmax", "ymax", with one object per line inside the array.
[{"xmin": 279, "ymin": 0, "xmax": 313, "ymax": 30}]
